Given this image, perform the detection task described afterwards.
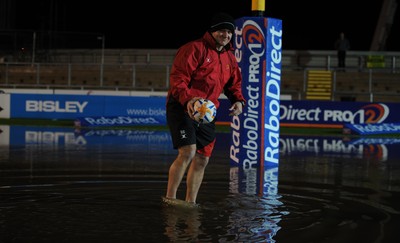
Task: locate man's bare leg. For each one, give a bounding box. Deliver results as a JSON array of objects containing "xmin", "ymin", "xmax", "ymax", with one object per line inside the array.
[
  {"xmin": 166, "ymin": 145, "xmax": 196, "ymax": 199},
  {"xmin": 185, "ymin": 153, "xmax": 209, "ymax": 203}
]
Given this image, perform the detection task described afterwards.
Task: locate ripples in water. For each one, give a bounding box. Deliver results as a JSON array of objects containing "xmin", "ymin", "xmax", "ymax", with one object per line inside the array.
[
  {"xmin": 1, "ymin": 128, "xmax": 400, "ymax": 242},
  {"xmin": 1, "ymin": 172, "xmax": 399, "ymax": 243}
]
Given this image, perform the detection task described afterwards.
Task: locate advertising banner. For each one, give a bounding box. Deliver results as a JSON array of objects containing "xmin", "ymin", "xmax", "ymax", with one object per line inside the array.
[
  {"xmin": 280, "ymin": 100, "xmax": 400, "ymax": 127},
  {"xmin": 6, "ymin": 93, "xmax": 400, "ymax": 129},
  {"xmin": 10, "ymin": 94, "xmax": 167, "ymax": 123},
  {"xmin": 230, "ymin": 16, "xmax": 283, "ymax": 196}
]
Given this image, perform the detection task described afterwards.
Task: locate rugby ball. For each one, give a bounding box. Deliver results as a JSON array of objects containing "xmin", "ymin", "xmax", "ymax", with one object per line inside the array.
[{"xmin": 192, "ymin": 98, "xmax": 216, "ymax": 124}]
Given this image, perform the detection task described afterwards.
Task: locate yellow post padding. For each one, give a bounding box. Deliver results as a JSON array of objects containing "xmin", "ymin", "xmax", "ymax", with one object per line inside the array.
[{"xmin": 251, "ymin": 0, "xmax": 265, "ymax": 11}]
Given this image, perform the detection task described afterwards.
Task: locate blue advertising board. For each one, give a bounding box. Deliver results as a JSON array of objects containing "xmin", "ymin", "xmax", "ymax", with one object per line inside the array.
[
  {"xmin": 280, "ymin": 100, "xmax": 400, "ymax": 126},
  {"xmin": 10, "ymin": 94, "xmax": 167, "ymax": 125},
  {"xmin": 229, "ymin": 16, "xmax": 283, "ymax": 196},
  {"xmin": 6, "ymin": 93, "xmax": 400, "ymax": 129}
]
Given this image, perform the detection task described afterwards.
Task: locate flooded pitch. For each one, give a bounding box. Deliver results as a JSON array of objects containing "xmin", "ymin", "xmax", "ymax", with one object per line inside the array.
[{"xmin": 1, "ymin": 125, "xmax": 399, "ymax": 242}]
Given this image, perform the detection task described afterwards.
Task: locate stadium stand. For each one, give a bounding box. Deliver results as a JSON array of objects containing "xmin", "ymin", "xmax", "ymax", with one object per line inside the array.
[{"xmin": 1, "ymin": 49, "xmax": 399, "ymax": 102}]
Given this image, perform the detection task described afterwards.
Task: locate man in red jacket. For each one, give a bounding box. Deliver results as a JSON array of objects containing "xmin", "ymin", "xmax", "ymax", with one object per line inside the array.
[{"xmin": 164, "ymin": 12, "xmax": 246, "ymax": 206}]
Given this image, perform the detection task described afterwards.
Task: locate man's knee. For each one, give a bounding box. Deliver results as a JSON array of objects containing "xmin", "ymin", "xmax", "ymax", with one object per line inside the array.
[
  {"xmin": 178, "ymin": 145, "xmax": 196, "ymax": 161},
  {"xmin": 194, "ymin": 153, "xmax": 209, "ymax": 167}
]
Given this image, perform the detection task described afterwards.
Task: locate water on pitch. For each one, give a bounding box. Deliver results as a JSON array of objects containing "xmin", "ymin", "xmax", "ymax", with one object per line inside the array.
[{"xmin": 1, "ymin": 127, "xmax": 399, "ymax": 242}]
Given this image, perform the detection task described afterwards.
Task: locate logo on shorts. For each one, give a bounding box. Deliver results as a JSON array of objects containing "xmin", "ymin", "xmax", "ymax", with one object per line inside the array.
[{"xmin": 180, "ymin": 129, "xmax": 187, "ymax": 139}]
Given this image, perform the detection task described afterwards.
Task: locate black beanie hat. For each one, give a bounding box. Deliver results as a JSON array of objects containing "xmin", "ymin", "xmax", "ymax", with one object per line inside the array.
[{"xmin": 209, "ymin": 12, "xmax": 235, "ymax": 33}]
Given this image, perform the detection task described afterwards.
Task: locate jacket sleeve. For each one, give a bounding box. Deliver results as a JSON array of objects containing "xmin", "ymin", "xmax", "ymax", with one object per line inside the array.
[{"xmin": 169, "ymin": 44, "xmax": 202, "ymax": 106}]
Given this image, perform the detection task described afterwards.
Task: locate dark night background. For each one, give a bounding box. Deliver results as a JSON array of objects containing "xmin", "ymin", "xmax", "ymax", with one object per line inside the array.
[{"xmin": 1, "ymin": 0, "xmax": 399, "ymax": 51}]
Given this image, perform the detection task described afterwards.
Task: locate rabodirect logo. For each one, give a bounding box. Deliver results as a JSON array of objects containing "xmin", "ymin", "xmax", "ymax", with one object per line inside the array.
[
  {"xmin": 362, "ymin": 103, "xmax": 389, "ymax": 123},
  {"xmin": 230, "ymin": 17, "xmax": 282, "ymax": 169},
  {"xmin": 242, "ymin": 20, "xmax": 266, "ymax": 50},
  {"xmin": 230, "ymin": 18, "xmax": 267, "ymax": 168},
  {"xmin": 280, "ymin": 102, "xmax": 390, "ymax": 124},
  {"xmin": 81, "ymin": 116, "xmax": 159, "ymax": 126},
  {"xmin": 264, "ymin": 20, "xmax": 282, "ymax": 165}
]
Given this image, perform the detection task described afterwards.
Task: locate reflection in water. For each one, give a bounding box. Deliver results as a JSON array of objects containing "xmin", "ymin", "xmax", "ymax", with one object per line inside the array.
[
  {"xmin": 162, "ymin": 204, "xmax": 203, "ymax": 242},
  {"xmin": 228, "ymin": 166, "xmax": 282, "ymax": 242},
  {"xmin": 0, "ymin": 125, "xmax": 400, "ymax": 242},
  {"xmin": 223, "ymin": 194, "xmax": 284, "ymax": 242},
  {"xmin": 279, "ymin": 135, "xmax": 400, "ymax": 162},
  {"xmin": 161, "ymin": 189, "xmax": 284, "ymax": 243}
]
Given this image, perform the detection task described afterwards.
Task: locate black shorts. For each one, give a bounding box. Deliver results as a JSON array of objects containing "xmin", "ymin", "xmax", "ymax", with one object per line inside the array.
[{"xmin": 166, "ymin": 97, "xmax": 216, "ymax": 156}]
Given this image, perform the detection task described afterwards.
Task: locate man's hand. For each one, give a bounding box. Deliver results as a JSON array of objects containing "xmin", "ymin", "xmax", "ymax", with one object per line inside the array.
[
  {"xmin": 229, "ymin": 101, "xmax": 244, "ymax": 116},
  {"xmin": 186, "ymin": 97, "xmax": 203, "ymax": 119}
]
